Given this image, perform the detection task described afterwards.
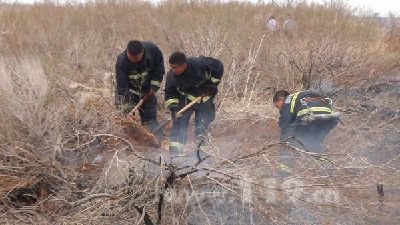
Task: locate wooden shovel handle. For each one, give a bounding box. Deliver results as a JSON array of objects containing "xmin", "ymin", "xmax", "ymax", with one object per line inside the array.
[
  {"xmin": 176, "ymin": 96, "xmax": 203, "ymax": 117},
  {"xmin": 127, "ymin": 95, "xmax": 148, "ymax": 116},
  {"xmin": 153, "ymin": 96, "xmax": 203, "ymax": 134}
]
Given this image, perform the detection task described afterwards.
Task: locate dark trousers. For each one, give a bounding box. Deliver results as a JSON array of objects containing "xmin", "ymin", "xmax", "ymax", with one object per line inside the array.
[
  {"xmin": 293, "ymin": 119, "xmax": 338, "ymax": 153},
  {"xmin": 169, "ymin": 99, "xmax": 215, "ymax": 153}
]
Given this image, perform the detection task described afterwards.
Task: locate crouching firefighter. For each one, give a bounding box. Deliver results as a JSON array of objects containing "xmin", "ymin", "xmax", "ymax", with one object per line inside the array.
[
  {"xmin": 164, "ymin": 52, "xmax": 224, "ymax": 154},
  {"xmin": 115, "ymin": 40, "xmax": 165, "ymax": 133},
  {"xmin": 273, "ymin": 90, "xmax": 340, "ymax": 175}
]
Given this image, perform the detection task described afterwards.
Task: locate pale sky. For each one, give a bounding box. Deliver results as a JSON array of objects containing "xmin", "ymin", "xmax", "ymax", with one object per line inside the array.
[
  {"xmin": 312, "ymin": 0, "xmax": 400, "ymax": 16},
  {"xmin": 2, "ymin": 0, "xmax": 399, "ymax": 16},
  {"xmin": 258, "ymin": 0, "xmax": 400, "ymax": 16}
]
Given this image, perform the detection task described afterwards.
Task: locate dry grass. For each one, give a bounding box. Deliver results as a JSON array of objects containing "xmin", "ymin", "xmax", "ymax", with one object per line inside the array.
[{"xmin": 0, "ymin": 0, "xmax": 400, "ymax": 224}]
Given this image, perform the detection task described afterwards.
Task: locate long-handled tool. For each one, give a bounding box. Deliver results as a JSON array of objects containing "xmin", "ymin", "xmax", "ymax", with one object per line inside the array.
[
  {"xmin": 127, "ymin": 95, "xmax": 148, "ymax": 117},
  {"xmin": 154, "ymin": 96, "xmax": 203, "ymax": 134},
  {"xmin": 120, "ymin": 94, "xmax": 161, "ymax": 147}
]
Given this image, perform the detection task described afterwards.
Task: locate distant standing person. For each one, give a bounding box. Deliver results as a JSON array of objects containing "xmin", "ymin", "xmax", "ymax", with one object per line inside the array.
[
  {"xmin": 266, "ymin": 15, "xmax": 278, "ymax": 31},
  {"xmin": 115, "ymin": 40, "xmax": 165, "ymax": 133},
  {"xmin": 164, "ymin": 52, "xmax": 224, "ymax": 154},
  {"xmin": 283, "ymin": 17, "xmax": 297, "ymax": 35}
]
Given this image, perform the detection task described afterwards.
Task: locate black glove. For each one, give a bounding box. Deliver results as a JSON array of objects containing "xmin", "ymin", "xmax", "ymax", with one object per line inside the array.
[
  {"xmin": 147, "ymin": 87, "xmax": 157, "ymax": 97},
  {"xmin": 206, "ymin": 84, "xmax": 218, "ymax": 96},
  {"xmin": 115, "ymin": 95, "xmax": 124, "ymax": 108},
  {"xmin": 170, "ymin": 107, "xmax": 178, "ymax": 122},
  {"xmin": 115, "ymin": 95, "xmax": 130, "ymax": 113},
  {"xmin": 142, "ymin": 88, "xmax": 156, "ymax": 100}
]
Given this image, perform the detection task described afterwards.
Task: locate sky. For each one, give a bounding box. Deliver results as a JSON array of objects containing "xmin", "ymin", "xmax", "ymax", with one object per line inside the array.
[
  {"xmin": 312, "ymin": 0, "xmax": 400, "ymax": 16},
  {"xmin": 2, "ymin": 0, "xmax": 399, "ymax": 16}
]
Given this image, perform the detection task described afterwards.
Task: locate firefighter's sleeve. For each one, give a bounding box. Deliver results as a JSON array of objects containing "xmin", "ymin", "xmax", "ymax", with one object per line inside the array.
[
  {"xmin": 148, "ymin": 45, "xmax": 165, "ymax": 91},
  {"xmin": 164, "ymin": 72, "xmax": 180, "ymax": 110},
  {"xmin": 279, "ymin": 103, "xmax": 296, "ymax": 140}
]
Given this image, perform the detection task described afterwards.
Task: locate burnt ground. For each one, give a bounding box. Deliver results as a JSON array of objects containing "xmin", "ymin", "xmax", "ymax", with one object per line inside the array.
[
  {"xmin": 155, "ymin": 112, "xmax": 399, "ymax": 224},
  {"xmin": 154, "ymin": 70, "xmax": 400, "ymax": 224},
  {"xmin": 137, "ymin": 92, "xmax": 398, "ymax": 224},
  {"xmin": 2, "ymin": 71, "xmax": 399, "ymax": 224}
]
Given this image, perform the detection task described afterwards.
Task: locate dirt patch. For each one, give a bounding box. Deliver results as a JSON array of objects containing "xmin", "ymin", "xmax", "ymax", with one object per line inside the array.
[{"xmin": 210, "ymin": 118, "xmax": 280, "ymax": 157}]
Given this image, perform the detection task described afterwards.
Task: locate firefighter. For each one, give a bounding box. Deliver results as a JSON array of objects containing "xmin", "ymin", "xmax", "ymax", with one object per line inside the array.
[
  {"xmin": 266, "ymin": 15, "xmax": 278, "ymax": 31},
  {"xmin": 115, "ymin": 40, "xmax": 164, "ymax": 133},
  {"xmin": 273, "ymin": 90, "xmax": 339, "ymax": 175},
  {"xmin": 164, "ymin": 52, "xmax": 223, "ymax": 154}
]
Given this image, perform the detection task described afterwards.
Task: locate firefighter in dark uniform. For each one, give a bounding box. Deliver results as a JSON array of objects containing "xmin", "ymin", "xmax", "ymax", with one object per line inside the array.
[
  {"xmin": 115, "ymin": 40, "xmax": 164, "ymax": 132},
  {"xmin": 273, "ymin": 90, "xmax": 339, "ymax": 174},
  {"xmin": 164, "ymin": 52, "xmax": 223, "ymax": 154}
]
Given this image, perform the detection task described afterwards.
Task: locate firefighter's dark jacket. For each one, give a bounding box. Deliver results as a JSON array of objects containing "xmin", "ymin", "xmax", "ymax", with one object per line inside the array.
[
  {"xmin": 164, "ymin": 56, "xmax": 223, "ymax": 109},
  {"xmin": 115, "ymin": 41, "xmax": 164, "ymax": 99},
  {"xmin": 279, "ymin": 90, "xmax": 334, "ymax": 139}
]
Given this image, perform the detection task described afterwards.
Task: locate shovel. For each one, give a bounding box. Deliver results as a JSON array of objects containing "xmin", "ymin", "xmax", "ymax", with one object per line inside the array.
[
  {"xmin": 121, "ymin": 94, "xmax": 161, "ymax": 146},
  {"xmin": 127, "ymin": 95, "xmax": 149, "ymax": 117},
  {"xmin": 153, "ymin": 96, "xmax": 203, "ymax": 134}
]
